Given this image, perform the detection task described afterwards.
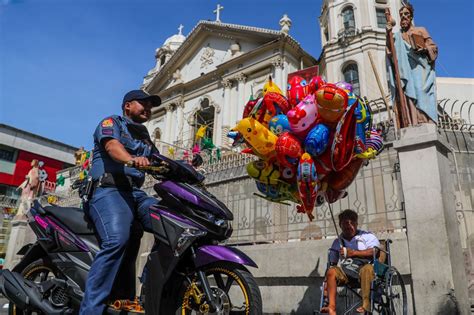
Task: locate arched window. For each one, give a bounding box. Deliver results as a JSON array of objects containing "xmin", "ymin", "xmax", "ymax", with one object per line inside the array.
[
  {"xmin": 342, "ymin": 6, "xmax": 355, "ymax": 33},
  {"xmin": 160, "ymin": 55, "xmax": 166, "ymax": 67},
  {"xmin": 342, "ymin": 63, "xmax": 360, "ymax": 96},
  {"xmin": 194, "ymin": 98, "xmax": 215, "ymax": 143}
]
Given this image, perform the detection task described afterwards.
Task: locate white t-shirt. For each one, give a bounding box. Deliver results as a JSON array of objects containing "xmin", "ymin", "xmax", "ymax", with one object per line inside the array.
[{"xmin": 329, "ymin": 230, "xmax": 380, "ymax": 264}]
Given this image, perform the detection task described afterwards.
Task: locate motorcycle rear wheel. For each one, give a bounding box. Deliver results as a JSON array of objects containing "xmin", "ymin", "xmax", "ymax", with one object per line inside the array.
[
  {"xmin": 180, "ymin": 262, "xmax": 262, "ymax": 315},
  {"xmin": 8, "ymin": 259, "xmax": 61, "ymax": 315}
]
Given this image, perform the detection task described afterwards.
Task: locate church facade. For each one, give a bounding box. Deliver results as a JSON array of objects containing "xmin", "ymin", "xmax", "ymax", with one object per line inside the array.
[{"xmin": 142, "ymin": 18, "xmax": 317, "ymax": 155}]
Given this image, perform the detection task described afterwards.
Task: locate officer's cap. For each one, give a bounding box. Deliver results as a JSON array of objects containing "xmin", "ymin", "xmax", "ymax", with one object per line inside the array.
[{"xmin": 122, "ymin": 90, "xmax": 161, "ymax": 109}]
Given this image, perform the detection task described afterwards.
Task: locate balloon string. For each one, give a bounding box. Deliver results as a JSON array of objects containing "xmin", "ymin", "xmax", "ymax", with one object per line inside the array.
[{"xmin": 327, "ymin": 200, "xmax": 343, "ymax": 249}]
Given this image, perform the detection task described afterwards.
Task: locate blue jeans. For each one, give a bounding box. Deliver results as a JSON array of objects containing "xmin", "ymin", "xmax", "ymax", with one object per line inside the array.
[{"xmin": 79, "ymin": 186, "xmax": 157, "ymax": 315}]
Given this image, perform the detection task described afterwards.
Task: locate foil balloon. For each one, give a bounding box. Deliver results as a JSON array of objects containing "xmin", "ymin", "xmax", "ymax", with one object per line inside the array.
[
  {"xmin": 296, "ymin": 153, "xmax": 319, "ymax": 221},
  {"xmin": 308, "ymin": 76, "xmax": 326, "ymax": 95},
  {"xmin": 304, "ymin": 124, "xmax": 330, "ymax": 157},
  {"xmin": 324, "ymin": 186, "xmax": 348, "ymax": 204},
  {"xmin": 314, "ymin": 146, "xmax": 333, "ymax": 178},
  {"xmin": 357, "ymin": 128, "xmax": 384, "ymax": 159},
  {"xmin": 231, "ymin": 117, "xmax": 278, "ymax": 157},
  {"xmin": 255, "ymin": 181, "xmax": 300, "ymax": 204},
  {"xmin": 354, "ymin": 102, "xmax": 368, "ymax": 155},
  {"xmin": 243, "ymin": 97, "xmax": 261, "ymax": 118},
  {"xmin": 275, "ymin": 132, "xmax": 303, "ymax": 168},
  {"xmin": 287, "ymin": 76, "xmax": 309, "ymax": 107},
  {"xmin": 263, "ymin": 92, "xmax": 291, "ymax": 115},
  {"xmin": 365, "ymin": 128, "xmax": 384, "ymax": 153},
  {"xmin": 286, "ymin": 94, "xmax": 318, "ymax": 138},
  {"xmin": 263, "ymin": 76, "xmax": 283, "ymax": 96},
  {"xmin": 269, "ymin": 114, "xmax": 291, "ymax": 136},
  {"xmin": 279, "ymin": 165, "xmax": 297, "ymax": 183},
  {"xmin": 326, "ymin": 158, "xmax": 363, "ymax": 191},
  {"xmin": 354, "ymin": 97, "xmax": 373, "ymax": 155},
  {"xmin": 247, "ymin": 160, "xmax": 281, "ymax": 185},
  {"xmin": 245, "ymin": 98, "xmax": 273, "ymax": 128},
  {"xmin": 227, "ymin": 131, "xmax": 244, "ymax": 147},
  {"xmin": 315, "ymin": 83, "xmax": 348, "ymax": 123},
  {"xmin": 330, "ymin": 94, "xmax": 358, "ymax": 171},
  {"xmin": 335, "ymin": 81, "xmax": 353, "ymax": 93}
]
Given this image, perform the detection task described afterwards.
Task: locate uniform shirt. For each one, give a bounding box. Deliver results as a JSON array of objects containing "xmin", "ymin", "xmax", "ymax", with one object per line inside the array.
[
  {"xmin": 89, "ymin": 115, "xmax": 154, "ymax": 188},
  {"xmin": 329, "ymin": 230, "xmax": 380, "ymax": 264}
]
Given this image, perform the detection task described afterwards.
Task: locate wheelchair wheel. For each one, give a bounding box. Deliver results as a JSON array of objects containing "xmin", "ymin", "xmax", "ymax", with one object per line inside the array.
[{"xmin": 384, "ymin": 267, "xmax": 407, "ymax": 315}]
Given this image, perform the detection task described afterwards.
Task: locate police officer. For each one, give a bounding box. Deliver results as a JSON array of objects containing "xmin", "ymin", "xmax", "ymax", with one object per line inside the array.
[{"xmin": 80, "ymin": 90, "xmax": 161, "ymax": 314}]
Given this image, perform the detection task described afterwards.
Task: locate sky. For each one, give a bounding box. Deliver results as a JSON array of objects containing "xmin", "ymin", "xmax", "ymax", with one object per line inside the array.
[{"xmin": 1, "ymin": 0, "xmax": 473, "ymax": 149}]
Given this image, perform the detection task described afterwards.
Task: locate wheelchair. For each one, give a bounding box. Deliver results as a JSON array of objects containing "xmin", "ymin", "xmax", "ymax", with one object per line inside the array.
[{"xmin": 317, "ymin": 239, "xmax": 408, "ymax": 315}]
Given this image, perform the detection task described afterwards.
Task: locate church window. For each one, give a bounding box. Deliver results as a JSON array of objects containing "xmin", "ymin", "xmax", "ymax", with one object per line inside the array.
[
  {"xmin": 342, "ymin": 6, "xmax": 355, "ymax": 34},
  {"xmin": 324, "ymin": 27, "xmax": 329, "ymax": 42},
  {"xmin": 194, "ymin": 98, "xmax": 215, "ymax": 143},
  {"xmin": 342, "ymin": 63, "xmax": 360, "ymax": 96},
  {"xmin": 160, "ymin": 55, "xmax": 166, "ymax": 67},
  {"xmin": 376, "ymin": 8, "xmax": 386, "ymax": 28}
]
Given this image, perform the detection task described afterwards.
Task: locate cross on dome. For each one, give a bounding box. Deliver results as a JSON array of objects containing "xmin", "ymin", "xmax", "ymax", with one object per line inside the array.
[{"xmin": 178, "ymin": 24, "xmax": 184, "ymax": 35}]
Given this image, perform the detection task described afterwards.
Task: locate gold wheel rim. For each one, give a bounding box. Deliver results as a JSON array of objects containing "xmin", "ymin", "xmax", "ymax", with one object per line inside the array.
[{"xmin": 181, "ymin": 267, "xmax": 250, "ymax": 315}]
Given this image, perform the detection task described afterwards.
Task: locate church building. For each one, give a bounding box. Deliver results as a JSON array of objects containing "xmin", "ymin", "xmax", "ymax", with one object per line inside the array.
[{"xmin": 142, "ymin": 10, "xmax": 317, "ymax": 155}]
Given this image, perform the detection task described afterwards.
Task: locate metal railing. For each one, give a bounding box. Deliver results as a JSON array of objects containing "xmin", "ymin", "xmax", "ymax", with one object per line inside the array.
[
  {"xmin": 206, "ymin": 144, "xmax": 404, "ymax": 244},
  {"xmin": 443, "ymin": 129, "xmax": 474, "ymax": 301}
]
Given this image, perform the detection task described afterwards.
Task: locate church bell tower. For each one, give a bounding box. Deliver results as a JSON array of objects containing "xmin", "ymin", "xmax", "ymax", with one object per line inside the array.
[{"xmin": 318, "ymin": 0, "xmax": 403, "ymax": 103}]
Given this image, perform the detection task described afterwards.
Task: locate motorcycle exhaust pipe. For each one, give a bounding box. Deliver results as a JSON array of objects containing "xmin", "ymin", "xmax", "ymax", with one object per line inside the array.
[{"xmin": 0, "ymin": 270, "xmax": 71, "ymax": 315}]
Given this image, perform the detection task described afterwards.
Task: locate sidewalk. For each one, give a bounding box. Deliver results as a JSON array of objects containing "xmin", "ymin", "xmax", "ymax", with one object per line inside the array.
[{"xmin": 0, "ymin": 297, "xmax": 8, "ymax": 314}]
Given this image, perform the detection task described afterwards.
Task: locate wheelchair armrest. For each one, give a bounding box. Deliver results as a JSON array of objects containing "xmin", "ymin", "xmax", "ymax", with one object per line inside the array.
[{"xmin": 373, "ymin": 246, "xmax": 390, "ymax": 255}]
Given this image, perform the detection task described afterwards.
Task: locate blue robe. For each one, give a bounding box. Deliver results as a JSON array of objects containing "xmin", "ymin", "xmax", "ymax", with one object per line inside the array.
[{"xmin": 388, "ymin": 31, "xmax": 438, "ymax": 122}]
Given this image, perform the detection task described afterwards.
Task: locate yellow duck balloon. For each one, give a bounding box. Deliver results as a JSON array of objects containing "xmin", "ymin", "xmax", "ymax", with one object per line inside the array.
[
  {"xmin": 232, "ymin": 117, "xmax": 278, "ymax": 157},
  {"xmin": 263, "ymin": 76, "xmax": 283, "ymax": 96}
]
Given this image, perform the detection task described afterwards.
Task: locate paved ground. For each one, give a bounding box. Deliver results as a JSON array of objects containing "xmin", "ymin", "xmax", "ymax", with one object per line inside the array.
[{"xmin": 0, "ymin": 297, "xmax": 8, "ymax": 314}]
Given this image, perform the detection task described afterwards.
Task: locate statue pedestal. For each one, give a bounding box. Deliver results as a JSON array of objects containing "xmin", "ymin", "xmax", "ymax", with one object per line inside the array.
[
  {"xmin": 3, "ymin": 219, "xmax": 36, "ymax": 270},
  {"xmin": 394, "ymin": 124, "xmax": 470, "ymax": 314}
]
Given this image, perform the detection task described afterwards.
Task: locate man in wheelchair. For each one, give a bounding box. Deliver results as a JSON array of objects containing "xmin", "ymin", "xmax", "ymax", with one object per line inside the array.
[{"xmin": 321, "ymin": 209, "xmax": 380, "ymax": 314}]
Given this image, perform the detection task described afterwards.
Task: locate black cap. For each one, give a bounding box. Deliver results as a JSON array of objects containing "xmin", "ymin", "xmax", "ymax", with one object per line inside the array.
[{"xmin": 122, "ymin": 90, "xmax": 161, "ymax": 109}]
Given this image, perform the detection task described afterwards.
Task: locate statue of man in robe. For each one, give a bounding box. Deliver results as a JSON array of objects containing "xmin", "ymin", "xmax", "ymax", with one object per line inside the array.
[{"xmin": 387, "ymin": 3, "xmax": 438, "ymax": 125}]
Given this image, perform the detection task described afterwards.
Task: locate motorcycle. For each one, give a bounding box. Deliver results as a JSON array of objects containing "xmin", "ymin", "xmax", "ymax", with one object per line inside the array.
[{"xmin": 0, "ymin": 153, "xmax": 262, "ymax": 314}]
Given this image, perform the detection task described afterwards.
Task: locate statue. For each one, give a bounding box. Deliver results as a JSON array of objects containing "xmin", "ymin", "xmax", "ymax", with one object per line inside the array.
[
  {"xmin": 386, "ymin": 3, "xmax": 438, "ymax": 126},
  {"xmin": 16, "ymin": 159, "xmax": 41, "ymax": 218}
]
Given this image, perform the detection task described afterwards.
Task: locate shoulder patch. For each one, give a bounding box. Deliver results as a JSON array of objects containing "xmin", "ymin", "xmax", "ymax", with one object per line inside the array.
[{"xmin": 101, "ymin": 118, "xmax": 114, "ymax": 128}]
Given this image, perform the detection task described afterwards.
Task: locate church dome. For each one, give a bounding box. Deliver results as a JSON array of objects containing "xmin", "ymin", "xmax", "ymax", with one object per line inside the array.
[
  {"xmin": 161, "ymin": 25, "xmax": 186, "ymax": 52},
  {"xmin": 163, "ymin": 33, "xmax": 186, "ymax": 47}
]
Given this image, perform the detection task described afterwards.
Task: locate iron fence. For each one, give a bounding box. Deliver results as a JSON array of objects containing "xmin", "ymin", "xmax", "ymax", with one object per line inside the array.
[
  {"xmin": 442, "ymin": 129, "xmax": 474, "ymax": 300},
  {"xmin": 207, "ymin": 144, "xmax": 405, "ymax": 244}
]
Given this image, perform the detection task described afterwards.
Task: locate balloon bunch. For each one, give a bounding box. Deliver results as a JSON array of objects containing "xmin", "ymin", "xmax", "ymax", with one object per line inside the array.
[{"xmin": 228, "ymin": 76, "xmax": 384, "ymax": 220}]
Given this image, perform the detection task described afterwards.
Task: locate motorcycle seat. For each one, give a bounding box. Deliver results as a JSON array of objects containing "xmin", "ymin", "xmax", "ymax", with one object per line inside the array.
[{"xmin": 43, "ymin": 206, "xmax": 96, "ymax": 235}]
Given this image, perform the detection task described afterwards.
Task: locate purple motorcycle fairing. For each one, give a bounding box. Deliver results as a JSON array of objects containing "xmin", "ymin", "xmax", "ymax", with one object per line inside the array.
[
  {"xmin": 149, "ymin": 204, "xmax": 200, "ymax": 228},
  {"xmin": 32, "ymin": 214, "xmax": 89, "ymax": 252},
  {"xmin": 156, "ymin": 180, "xmax": 233, "ymax": 220},
  {"xmin": 195, "ymin": 245, "xmax": 258, "ymax": 268}
]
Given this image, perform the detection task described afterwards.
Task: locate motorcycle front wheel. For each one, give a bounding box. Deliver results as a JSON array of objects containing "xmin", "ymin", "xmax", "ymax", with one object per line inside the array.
[{"xmin": 180, "ymin": 262, "xmax": 262, "ymax": 315}]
